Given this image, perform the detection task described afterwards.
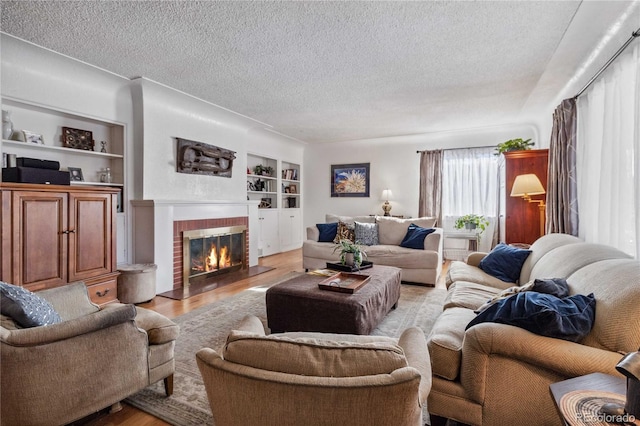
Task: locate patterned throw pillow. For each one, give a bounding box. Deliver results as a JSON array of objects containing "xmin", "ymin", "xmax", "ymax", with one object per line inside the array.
[
  {"xmin": 333, "ymin": 221, "xmax": 355, "ymax": 243},
  {"xmin": 0, "ymin": 282, "xmax": 62, "ymax": 328},
  {"xmin": 354, "ymin": 221, "xmax": 379, "ymax": 245}
]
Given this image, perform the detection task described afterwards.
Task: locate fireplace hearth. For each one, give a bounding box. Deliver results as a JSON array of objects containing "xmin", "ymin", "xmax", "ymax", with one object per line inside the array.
[{"xmin": 183, "ymin": 225, "xmax": 247, "ymax": 287}]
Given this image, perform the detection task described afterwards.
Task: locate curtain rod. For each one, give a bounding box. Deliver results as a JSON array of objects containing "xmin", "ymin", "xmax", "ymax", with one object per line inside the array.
[
  {"xmin": 416, "ymin": 145, "xmax": 495, "ymax": 154},
  {"xmin": 574, "ymin": 27, "xmax": 640, "ymax": 99}
]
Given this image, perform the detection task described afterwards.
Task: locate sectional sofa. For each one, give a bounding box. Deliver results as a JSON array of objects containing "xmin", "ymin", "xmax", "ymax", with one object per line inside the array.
[
  {"xmin": 426, "ymin": 233, "xmax": 640, "ymax": 425},
  {"xmin": 303, "ymin": 214, "xmax": 444, "ymax": 286}
]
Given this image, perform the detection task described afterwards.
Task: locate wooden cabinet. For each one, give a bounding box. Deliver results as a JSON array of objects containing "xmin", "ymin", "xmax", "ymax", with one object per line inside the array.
[
  {"xmin": 1, "ymin": 183, "xmax": 119, "ymax": 305},
  {"xmin": 504, "ymin": 149, "xmax": 549, "ymax": 245},
  {"xmin": 1, "ymin": 96, "xmax": 128, "ymax": 264}
]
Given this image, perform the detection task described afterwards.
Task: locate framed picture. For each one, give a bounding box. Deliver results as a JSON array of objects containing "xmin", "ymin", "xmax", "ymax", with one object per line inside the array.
[
  {"xmin": 68, "ymin": 167, "xmax": 84, "ymax": 182},
  {"xmin": 259, "ymin": 198, "xmax": 272, "ymax": 209},
  {"xmin": 331, "ymin": 163, "xmax": 370, "ymax": 197},
  {"xmin": 62, "ymin": 127, "xmax": 94, "ymax": 151},
  {"xmin": 22, "ymin": 130, "xmax": 44, "ymax": 145},
  {"xmin": 288, "ymin": 184, "xmax": 297, "ymax": 194}
]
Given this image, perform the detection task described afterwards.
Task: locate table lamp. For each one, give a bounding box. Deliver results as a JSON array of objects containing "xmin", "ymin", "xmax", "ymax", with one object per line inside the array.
[
  {"xmin": 510, "ymin": 173, "xmax": 546, "ymax": 236},
  {"xmin": 381, "ymin": 189, "xmax": 393, "ymax": 216}
]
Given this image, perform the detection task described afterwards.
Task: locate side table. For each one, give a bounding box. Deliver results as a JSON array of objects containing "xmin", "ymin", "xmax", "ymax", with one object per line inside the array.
[
  {"xmin": 443, "ymin": 231, "xmax": 479, "ymax": 251},
  {"xmin": 550, "ymin": 372, "xmax": 632, "ymax": 426}
]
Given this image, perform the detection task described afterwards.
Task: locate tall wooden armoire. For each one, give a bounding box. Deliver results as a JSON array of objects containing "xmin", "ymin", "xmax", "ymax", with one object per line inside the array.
[{"xmin": 504, "ymin": 149, "xmax": 549, "ymax": 245}]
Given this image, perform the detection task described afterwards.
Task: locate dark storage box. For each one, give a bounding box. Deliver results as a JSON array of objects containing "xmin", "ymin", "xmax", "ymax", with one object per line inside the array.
[
  {"xmin": 16, "ymin": 157, "xmax": 60, "ymax": 170},
  {"xmin": 2, "ymin": 167, "xmax": 71, "ymax": 185}
]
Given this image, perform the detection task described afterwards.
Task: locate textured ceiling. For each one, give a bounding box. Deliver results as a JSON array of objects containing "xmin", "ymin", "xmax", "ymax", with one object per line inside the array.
[{"xmin": 0, "ymin": 1, "xmax": 635, "ymax": 143}]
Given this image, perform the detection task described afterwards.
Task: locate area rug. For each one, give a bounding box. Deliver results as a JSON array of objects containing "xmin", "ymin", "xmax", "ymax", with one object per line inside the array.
[{"xmin": 125, "ymin": 271, "xmax": 447, "ymax": 426}]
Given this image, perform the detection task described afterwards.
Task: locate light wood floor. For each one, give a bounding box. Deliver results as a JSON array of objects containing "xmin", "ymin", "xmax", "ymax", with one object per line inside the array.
[{"xmin": 78, "ymin": 249, "xmax": 449, "ymax": 425}]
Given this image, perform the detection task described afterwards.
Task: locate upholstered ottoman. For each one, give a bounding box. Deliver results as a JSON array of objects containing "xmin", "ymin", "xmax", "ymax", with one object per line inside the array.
[
  {"xmin": 266, "ymin": 265, "xmax": 402, "ymax": 335},
  {"xmin": 117, "ymin": 263, "xmax": 157, "ymax": 304}
]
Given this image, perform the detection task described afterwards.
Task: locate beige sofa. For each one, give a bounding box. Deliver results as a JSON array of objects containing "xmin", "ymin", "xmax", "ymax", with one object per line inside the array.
[
  {"xmin": 426, "ymin": 233, "xmax": 640, "ymax": 426},
  {"xmin": 303, "ymin": 214, "xmax": 443, "ymax": 285},
  {"xmin": 1, "ymin": 282, "xmax": 179, "ymax": 426},
  {"xmin": 196, "ymin": 315, "xmax": 432, "ymax": 426}
]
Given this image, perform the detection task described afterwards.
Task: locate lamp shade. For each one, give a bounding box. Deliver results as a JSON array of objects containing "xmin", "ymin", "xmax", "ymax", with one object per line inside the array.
[
  {"xmin": 510, "ymin": 174, "xmax": 545, "ymax": 197},
  {"xmin": 381, "ymin": 189, "xmax": 393, "ymax": 201}
]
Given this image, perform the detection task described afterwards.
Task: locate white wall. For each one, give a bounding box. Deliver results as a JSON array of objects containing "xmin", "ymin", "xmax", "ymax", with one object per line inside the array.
[
  {"xmin": 1, "ymin": 35, "xmax": 304, "ymax": 269},
  {"xmin": 1, "ymin": 34, "xmax": 135, "ymax": 262},
  {"xmin": 303, "ymin": 123, "xmax": 537, "ymax": 229},
  {"xmin": 135, "ymin": 78, "xmax": 250, "ymax": 200},
  {"xmin": 1, "ymin": 35, "xmax": 133, "ymax": 124},
  {"xmin": 130, "ymin": 78, "xmax": 304, "ymax": 201}
]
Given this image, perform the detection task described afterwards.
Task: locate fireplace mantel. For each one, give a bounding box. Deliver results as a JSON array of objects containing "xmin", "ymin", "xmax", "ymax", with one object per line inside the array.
[{"xmin": 131, "ymin": 199, "xmax": 259, "ymax": 293}]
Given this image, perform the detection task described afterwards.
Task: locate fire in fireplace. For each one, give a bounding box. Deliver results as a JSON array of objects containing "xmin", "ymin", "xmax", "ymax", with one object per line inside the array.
[{"xmin": 183, "ymin": 225, "xmax": 247, "ymax": 286}]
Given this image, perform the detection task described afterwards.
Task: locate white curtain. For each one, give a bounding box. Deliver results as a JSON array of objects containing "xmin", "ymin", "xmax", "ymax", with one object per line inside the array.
[
  {"xmin": 577, "ymin": 43, "xmax": 640, "ymax": 258},
  {"xmin": 442, "ymin": 147, "xmax": 503, "ymax": 254}
]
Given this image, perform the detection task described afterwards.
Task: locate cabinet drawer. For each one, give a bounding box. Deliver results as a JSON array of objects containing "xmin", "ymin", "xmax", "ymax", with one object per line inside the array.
[{"xmin": 86, "ymin": 279, "xmax": 118, "ymax": 306}]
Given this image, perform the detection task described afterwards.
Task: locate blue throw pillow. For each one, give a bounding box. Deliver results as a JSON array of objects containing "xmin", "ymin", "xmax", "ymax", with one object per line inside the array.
[
  {"xmin": 466, "ymin": 292, "xmax": 596, "ymax": 342},
  {"xmin": 400, "ymin": 223, "xmax": 436, "ymax": 250},
  {"xmin": 479, "ymin": 243, "xmax": 532, "ymax": 283},
  {"xmin": 316, "ymin": 222, "xmax": 338, "ymax": 242},
  {"xmin": 0, "ymin": 282, "xmax": 62, "ymax": 328}
]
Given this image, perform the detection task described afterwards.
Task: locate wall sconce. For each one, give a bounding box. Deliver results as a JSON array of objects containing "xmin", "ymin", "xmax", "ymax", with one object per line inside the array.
[
  {"xmin": 381, "ymin": 189, "xmax": 393, "ymax": 216},
  {"xmin": 510, "ymin": 173, "xmax": 546, "ymax": 236}
]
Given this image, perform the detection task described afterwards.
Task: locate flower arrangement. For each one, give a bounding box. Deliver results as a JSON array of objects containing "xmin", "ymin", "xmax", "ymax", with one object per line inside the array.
[
  {"xmin": 332, "ymin": 239, "xmax": 367, "ymax": 268},
  {"xmin": 454, "ymin": 214, "xmax": 489, "ymax": 232}
]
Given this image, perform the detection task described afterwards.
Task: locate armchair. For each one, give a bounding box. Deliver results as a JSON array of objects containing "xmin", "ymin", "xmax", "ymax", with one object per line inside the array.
[
  {"xmin": 196, "ymin": 315, "xmax": 432, "ymax": 426},
  {"xmin": 0, "ymin": 282, "xmax": 179, "ymax": 426}
]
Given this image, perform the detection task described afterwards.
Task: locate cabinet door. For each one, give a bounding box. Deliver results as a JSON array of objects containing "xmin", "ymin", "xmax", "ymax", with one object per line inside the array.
[
  {"xmin": 10, "ymin": 191, "xmax": 68, "ymax": 290},
  {"xmin": 68, "ymin": 191, "xmax": 115, "ymax": 282},
  {"xmin": 258, "ymin": 209, "xmax": 280, "ymax": 257},
  {"xmin": 280, "ymin": 209, "xmax": 302, "ymax": 251},
  {"xmin": 504, "ymin": 149, "xmax": 549, "ymax": 244}
]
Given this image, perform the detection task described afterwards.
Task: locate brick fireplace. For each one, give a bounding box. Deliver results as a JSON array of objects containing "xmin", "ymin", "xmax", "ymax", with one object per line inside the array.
[
  {"xmin": 173, "ymin": 217, "xmax": 249, "ymax": 290},
  {"xmin": 131, "ymin": 199, "xmax": 259, "ymax": 295}
]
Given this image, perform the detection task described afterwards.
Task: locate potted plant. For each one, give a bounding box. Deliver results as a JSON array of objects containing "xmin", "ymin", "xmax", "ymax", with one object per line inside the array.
[
  {"xmin": 333, "ymin": 239, "xmax": 366, "ymax": 268},
  {"xmin": 262, "ymin": 165, "xmax": 274, "ymax": 176},
  {"xmin": 494, "ymin": 138, "xmax": 534, "ymax": 155},
  {"xmin": 454, "ymin": 214, "xmax": 490, "ymax": 232},
  {"xmin": 252, "ymin": 164, "xmax": 263, "ymax": 176},
  {"xmin": 252, "ymin": 164, "xmax": 274, "ymax": 176}
]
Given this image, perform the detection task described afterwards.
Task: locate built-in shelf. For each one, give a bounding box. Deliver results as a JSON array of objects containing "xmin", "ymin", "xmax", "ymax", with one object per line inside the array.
[
  {"xmin": 247, "ymin": 153, "xmax": 302, "ymax": 254},
  {"xmin": 1, "ymin": 96, "xmax": 127, "ymax": 215},
  {"xmin": 281, "ymin": 160, "xmax": 300, "ymax": 209},
  {"xmin": 70, "ymin": 181, "xmax": 124, "ymax": 187},
  {"xmin": 247, "ymin": 173, "xmax": 276, "ymax": 180},
  {"xmin": 2, "ymin": 139, "xmax": 123, "ymax": 159}
]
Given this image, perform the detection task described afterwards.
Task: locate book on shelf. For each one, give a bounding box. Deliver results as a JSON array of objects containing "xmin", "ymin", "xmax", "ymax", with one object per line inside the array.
[{"xmin": 282, "ymin": 168, "xmax": 298, "ymax": 180}]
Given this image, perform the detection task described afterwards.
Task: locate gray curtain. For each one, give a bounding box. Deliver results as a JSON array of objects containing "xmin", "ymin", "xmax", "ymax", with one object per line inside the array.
[
  {"xmin": 418, "ymin": 150, "xmax": 442, "ymax": 225},
  {"xmin": 547, "ymin": 98, "xmax": 578, "ymax": 235}
]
